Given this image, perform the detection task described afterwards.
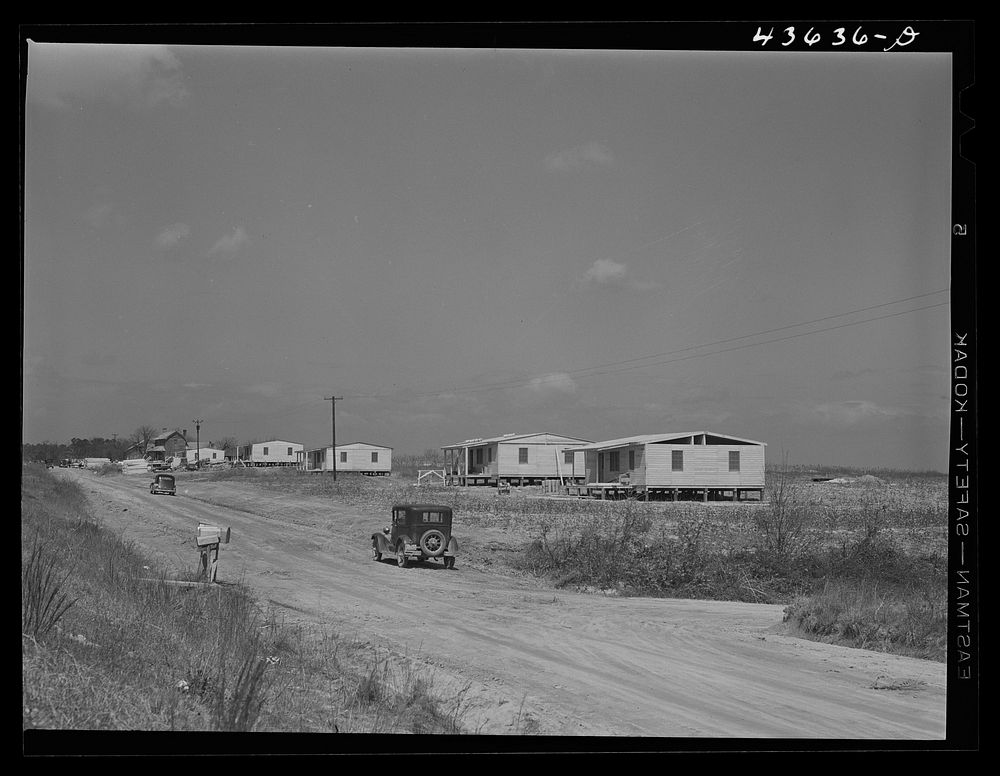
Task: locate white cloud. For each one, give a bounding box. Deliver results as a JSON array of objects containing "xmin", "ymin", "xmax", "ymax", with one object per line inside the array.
[
  {"xmin": 582, "ymin": 258, "xmax": 628, "ymax": 284},
  {"xmin": 155, "ymin": 223, "xmax": 190, "ymax": 249},
  {"xmin": 27, "ymin": 42, "xmax": 189, "ymax": 111},
  {"xmin": 245, "ymin": 382, "xmax": 281, "ymax": 397},
  {"xmin": 526, "ymin": 373, "xmax": 578, "ymax": 395},
  {"xmin": 544, "ymin": 141, "xmax": 615, "ymax": 172},
  {"xmin": 84, "ymin": 202, "xmax": 117, "ymax": 228},
  {"xmin": 808, "ymin": 400, "xmax": 904, "ymax": 426},
  {"xmin": 209, "ymin": 226, "xmax": 249, "ymax": 255}
]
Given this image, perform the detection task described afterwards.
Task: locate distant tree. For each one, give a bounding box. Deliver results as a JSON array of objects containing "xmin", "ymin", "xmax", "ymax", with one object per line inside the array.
[
  {"xmin": 216, "ymin": 437, "xmax": 239, "ymax": 458},
  {"xmin": 129, "ymin": 425, "xmax": 157, "ymax": 453},
  {"xmin": 421, "ymin": 447, "xmax": 444, "ymax": 465},
  {"xmin": 69, "ymin": 437, "xmax": 92, "ymax": 458}
]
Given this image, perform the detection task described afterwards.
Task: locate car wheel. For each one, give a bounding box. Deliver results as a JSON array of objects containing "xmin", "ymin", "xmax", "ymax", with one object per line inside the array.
[
  {"xmin": 420, "ymin": 529, "xmax": 446, "ymax": 557},
  {"xmin": 396, "ymin": 543, "xmax": 408, "ymax": 568},
  {"xmin": 371, "ymin": 543, "xmax": 382, "ymax": 562}
]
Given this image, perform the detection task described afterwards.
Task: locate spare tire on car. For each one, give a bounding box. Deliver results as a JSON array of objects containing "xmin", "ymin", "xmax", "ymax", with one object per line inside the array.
[{"xmin": 420, "ymin": 529, "xmax": 446, "ymax": 557}]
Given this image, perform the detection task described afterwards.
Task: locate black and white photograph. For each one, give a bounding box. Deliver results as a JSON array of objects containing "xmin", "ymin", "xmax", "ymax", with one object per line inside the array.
[{"xmin": 20, "ymin": 21, "xmax": 977, "ymax": 753}]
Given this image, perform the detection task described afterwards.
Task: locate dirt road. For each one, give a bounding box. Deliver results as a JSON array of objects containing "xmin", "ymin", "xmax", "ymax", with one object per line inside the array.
[{"xmin": 67, "ymin": 469, "xmax": 946, "ymax": 739}]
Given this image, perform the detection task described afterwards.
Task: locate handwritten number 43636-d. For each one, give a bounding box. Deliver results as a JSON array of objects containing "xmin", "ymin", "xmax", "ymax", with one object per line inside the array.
[{"xmin": 753, "ymin": 25, "xmax": 919, "ymax": 52}]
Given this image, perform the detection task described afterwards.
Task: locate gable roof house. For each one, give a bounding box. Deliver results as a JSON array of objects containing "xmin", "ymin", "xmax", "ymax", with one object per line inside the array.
[
  {"xmin": 146, "ymin": 430, "xmax": 188, "ymax": 463},
  {"xmin": 186, "ymin": 444, "xmax": 227, "ymax": 466},
  {"xmin": 302, "ymin": 442, "xmax": 392, "ymax": 475},
  {"xmin": 441, "ymin": 432, "xmax": 592, "ymax": 487},
  {"xmin": 237, "ymin": 440, "xmax": 304, "ymax": 467},
  {"xmin": 568, "ymin": 431, "xmax": 767, "ymax": 501},
  {"xmin": 124, "ymin": 442, "xmax": 147, "ymax": 460}
]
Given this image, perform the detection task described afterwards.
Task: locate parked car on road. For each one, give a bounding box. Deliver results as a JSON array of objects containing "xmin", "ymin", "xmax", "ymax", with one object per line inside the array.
[
  {"xmin": 150, "ymin": 473, "xmax": 176, "ymax": 496},
  {"xmin": 371, "ymin": 504, "xmax": 458, "ymax": 569}
]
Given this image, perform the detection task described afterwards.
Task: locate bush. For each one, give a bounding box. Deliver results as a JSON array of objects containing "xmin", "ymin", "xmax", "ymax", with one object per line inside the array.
[
  {"xmin": 783, "ymin": 573, "xmax": 946, "ymax": 660},
  {"xmin": 22, "ymin": 538, "xmax": 77, "ymax": 639}
]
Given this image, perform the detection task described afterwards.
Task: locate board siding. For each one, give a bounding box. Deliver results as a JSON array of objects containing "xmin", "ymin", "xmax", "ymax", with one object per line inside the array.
[
  {"xmin": 304, "ymin": 445, "xmax": 392, "ymax": 473},
  {"xmin": 643, "ymin": 444, "xmax": 765, "ymax": 488},
  {"xmin": 496, "ymin": 443, "xmax": 583, "ymax": 478},
  {"xmin": 251, "ymin": 441, "xmax": 303, "ymax": 464}
]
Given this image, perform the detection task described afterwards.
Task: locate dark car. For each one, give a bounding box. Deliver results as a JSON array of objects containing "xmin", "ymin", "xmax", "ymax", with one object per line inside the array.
[
  {"xmin": 150, "ymin": 473, "xmax": 176, "ymax": 496},
  {"xmin": 371, "ymin": 504, "xmax": 458, "ymax": 569}
]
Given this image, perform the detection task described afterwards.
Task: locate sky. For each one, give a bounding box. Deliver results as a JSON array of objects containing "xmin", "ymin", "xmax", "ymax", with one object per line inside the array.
[{"xmin": 22, "ymin": 37, "xmax": 955, "ymax": 470}]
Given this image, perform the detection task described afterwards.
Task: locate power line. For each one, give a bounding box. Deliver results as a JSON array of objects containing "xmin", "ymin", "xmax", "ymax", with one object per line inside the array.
[
  {"xmin": 189, "ymin": 289, "xmax": 950, "ymax": 424},
  {"xmin": 577, "ymin": 300, "xmax": 950, "ymax": 380},
  {"xmin": 344, "ymin": 290, "xmax": 950, "ymax": 400}
]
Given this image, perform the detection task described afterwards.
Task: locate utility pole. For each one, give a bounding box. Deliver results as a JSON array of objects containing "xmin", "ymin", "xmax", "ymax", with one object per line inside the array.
[
  {"xmin": 323, "ymin": 396, "xmax": 343, "ymax": 480},
  {"xmin": 193, "ymin": 419, "xmax": 203, "ymax": 470}
]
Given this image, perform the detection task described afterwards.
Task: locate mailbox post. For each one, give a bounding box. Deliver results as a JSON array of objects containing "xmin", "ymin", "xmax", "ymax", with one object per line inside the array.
[{"xmin": 196, "ymin": 523, "xmax": 231, "ymax": 583}]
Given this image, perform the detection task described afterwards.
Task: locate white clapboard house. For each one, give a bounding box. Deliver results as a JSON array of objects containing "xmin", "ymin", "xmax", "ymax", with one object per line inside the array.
[
  {"xmin": 441, "ymin": 432, "xmax": 592, "ymax": 486},
  {"xmin": 302, "ymin": 442, "xmax": 392, "ymax": 475},
  {"xmin": 236, "ymin": 440, "xmax": 304, "ymax": 467},
  {"xmin": 568, "ymin": 431, "xmax": 767, "ymax": 501}
]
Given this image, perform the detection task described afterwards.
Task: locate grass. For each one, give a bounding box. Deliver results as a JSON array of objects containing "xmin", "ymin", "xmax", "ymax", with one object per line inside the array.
[
  {"xmin": 195, "ymin": 464, "xmax": 947, "ymax": 661},
  {"xmin": 21, "ymin": 464, "xmax": 496, "ymax": 733},
  {"xmin": 160, "ymin": 464, "xmax": 949, "ymax": 663}
]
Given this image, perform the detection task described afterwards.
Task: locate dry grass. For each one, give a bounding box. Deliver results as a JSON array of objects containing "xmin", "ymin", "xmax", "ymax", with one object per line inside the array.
[
  {"xmin": 21, "ymin": 464, "xmax": 499, "ymax": 734},
  {"xmin": 196, "ymin": 465, "xmax": 948, "ymax": 661}
]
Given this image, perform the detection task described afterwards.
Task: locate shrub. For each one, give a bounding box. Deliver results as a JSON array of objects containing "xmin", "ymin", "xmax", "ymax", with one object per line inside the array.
[
  {"xmin": 753, "ymin": 455, "xmax": 814, "ymax": 567},
  {"xmin": 22, "ymin": 538, "xmax": 77, "ymax": 639}
]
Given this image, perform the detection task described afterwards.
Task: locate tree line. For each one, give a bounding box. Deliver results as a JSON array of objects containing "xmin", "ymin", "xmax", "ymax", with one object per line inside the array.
[{"xmin": 22, "ymin": 425, "xmax": 240, "ymax": 464}]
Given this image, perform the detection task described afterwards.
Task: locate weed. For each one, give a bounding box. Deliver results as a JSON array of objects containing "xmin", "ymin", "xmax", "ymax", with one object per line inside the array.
[{"xmin": 22, "ymin": 538, "xmax": 77, "ymax": 639}]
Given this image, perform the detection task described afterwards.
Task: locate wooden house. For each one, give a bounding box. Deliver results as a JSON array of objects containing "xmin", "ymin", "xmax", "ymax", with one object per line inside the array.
[
  {"xmin": 302, "ymin": 442, "xmax": 392, "ymax": 475},
  {"xmin": 146, "ymin": 430, "xmax": 188, "ymax": 464},
  {"xmin": 236, "ymin": 440, "xmax": 303, "ymax": 467},
  {"xmin": 568, "ymin": 431, "xmax": 766, "ymax": 501},
  {"xmin": 441, "ymin": 432, "xmax": 592, "ymax": 486},
  {"xmin": 186, "ymin": 444, "xmax": 227, "ymax": 466},
  {"xmin": 124, "ymin": 443, "xmax": 147, "ymax": 460}
]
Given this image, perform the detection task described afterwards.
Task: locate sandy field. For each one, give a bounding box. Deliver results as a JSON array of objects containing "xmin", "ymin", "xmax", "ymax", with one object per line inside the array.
[{"xmin": 62, "ymin": 468, "xmax": 946, "ymax": 739}]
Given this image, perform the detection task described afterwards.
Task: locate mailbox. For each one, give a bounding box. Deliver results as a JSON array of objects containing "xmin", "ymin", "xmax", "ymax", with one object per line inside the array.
[
  {"xmin": 196, "ymin": 524, "xmax": 231, "ymax": 546},
  {"xmin": 195, "ymin": 523, "xmax": 231, "ymax": 584}
]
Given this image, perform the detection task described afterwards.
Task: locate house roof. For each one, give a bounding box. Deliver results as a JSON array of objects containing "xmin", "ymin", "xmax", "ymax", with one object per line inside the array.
[
  {"xmin": 441, "ymin": 432, "xmax": 592, "ymax": 450},
  {"xmin": 153, "ymin": 431, "xmax": 186, "ymax": 443},
  {"xmin": 303, "ymin": 442, "xmax": 393, "ymax": 454},
  {"xmin": 567, "ymin": 432, "xmax": 767, "ymax": 451}
]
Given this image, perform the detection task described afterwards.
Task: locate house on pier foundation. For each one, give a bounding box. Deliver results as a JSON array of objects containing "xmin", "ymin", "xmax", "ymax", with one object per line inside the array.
[
  {"xmin": 568, "ymin": 431, "xmax": 766, "ymax": 501},
  {"xmin": 441, "ymin": 432, "xmax": 592, "ymax": 487}
]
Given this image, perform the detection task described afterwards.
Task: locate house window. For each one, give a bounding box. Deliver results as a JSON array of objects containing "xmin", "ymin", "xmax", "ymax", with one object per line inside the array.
[
  {"xmin": 372, "ymin": 452, "xmax": 378, "ymax": 463},
  {"xmin": 519, "ymin": 447, "xmax": 528, "ymax": 464},
  {"xmin": 475, "ymin": 449, "xmax": 483, "ymax": 465},
  {"xmin": 672, "ymin": 450, "xmax": 684, "ymax": 471},
  {"xmin": 609, "ymin": 451, "xmax": 620, "ymax": 471},
  {"xmin": 287, "ymin": 447, "xmax": 293, "ymax": 456},
  {"xmin": 564, "ymin": 451, "xmax": 574, "ymax": 465},
  {"xmin": 488, "ymin": 448, "xmax": 493, "ymax": 463},
  {"xmin": 729, "ymin": 451, "xmax": 740, "ymax": 472},
  {"xmin": 263, "ymin": 447, "xmax": 269, "ymax": 456},
  {"xmin": 629, "ymin": 450, "xmax": 635, "ymax": 470},
  {"xmin": 340, "ymin": 452, "xmax": 347, "ymax": 463}
]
